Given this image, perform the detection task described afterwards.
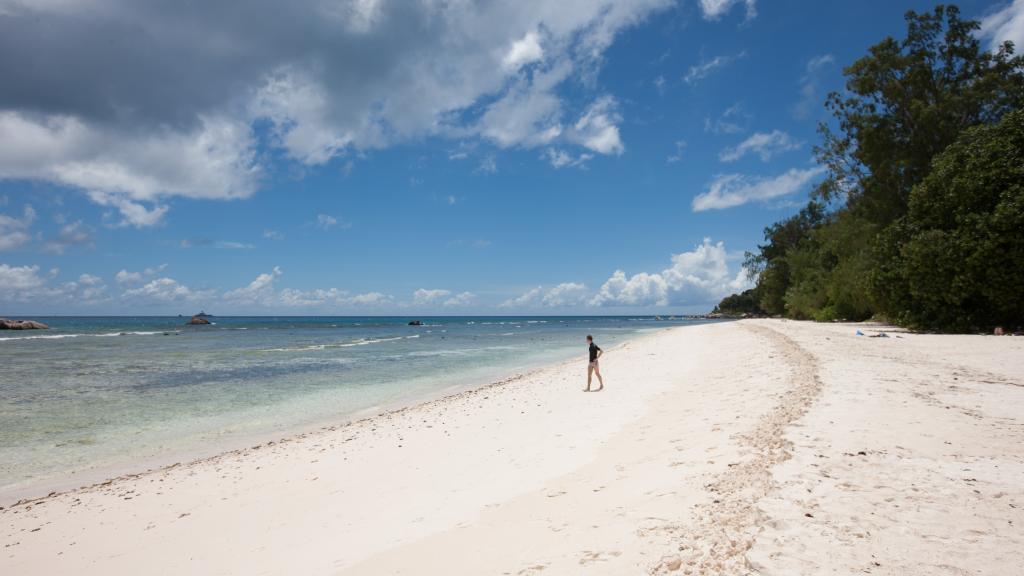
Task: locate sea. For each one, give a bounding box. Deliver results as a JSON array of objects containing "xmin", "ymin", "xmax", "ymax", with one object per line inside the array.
[{"xmin": 0, "ymin": 315, "xmax": 717, "ymax": 498}]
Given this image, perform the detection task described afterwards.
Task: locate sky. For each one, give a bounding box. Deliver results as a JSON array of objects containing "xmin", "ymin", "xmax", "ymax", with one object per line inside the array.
[{"xmin": 1, "ymin": 0, "xmax": 1022, "ymax": 315}]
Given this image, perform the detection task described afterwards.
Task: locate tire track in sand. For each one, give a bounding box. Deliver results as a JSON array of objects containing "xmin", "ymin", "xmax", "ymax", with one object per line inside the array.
[{"xmin": 652, "ymin": 322, "xmax": 823, "ymax": 575}]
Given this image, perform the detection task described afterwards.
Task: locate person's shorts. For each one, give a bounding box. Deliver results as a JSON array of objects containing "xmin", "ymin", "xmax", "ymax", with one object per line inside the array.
[{"xmin": 589, "ymin": 360, "xmax": 599, "ymax": 368}]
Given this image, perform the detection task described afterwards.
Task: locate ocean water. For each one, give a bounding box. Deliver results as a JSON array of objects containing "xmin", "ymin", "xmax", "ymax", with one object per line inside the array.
[{"xmin": 0, "ymin": 315, "xmax": 716, "ymax": 497}]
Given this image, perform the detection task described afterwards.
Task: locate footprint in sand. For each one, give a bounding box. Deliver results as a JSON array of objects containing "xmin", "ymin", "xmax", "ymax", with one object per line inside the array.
[{"xmin": 579, "ymin": 550, "xmax": 622, "ymax": 565}]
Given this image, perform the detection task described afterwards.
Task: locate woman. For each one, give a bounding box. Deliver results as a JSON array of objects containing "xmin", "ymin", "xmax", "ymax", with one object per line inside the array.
[{"xmin": 584, "ymin": 335, "xmax": 604, "ymax": 392}]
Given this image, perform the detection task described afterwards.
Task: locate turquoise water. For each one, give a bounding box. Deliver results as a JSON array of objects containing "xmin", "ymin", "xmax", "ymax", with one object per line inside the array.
[{"xmin": 0, "ymin": 315, "xmax": 716, "ymax": 497}]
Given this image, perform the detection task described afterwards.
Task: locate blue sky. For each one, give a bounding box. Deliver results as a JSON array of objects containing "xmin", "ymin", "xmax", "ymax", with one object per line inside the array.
[{"xmin": 1, "ymin": 0, "xmax": 1021, "ymax": 315}]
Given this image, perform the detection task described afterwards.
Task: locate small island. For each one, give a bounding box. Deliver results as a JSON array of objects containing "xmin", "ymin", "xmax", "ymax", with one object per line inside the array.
[{"xmin": 186, "ymin": 314, "xmax": 212, "ymax": 325}]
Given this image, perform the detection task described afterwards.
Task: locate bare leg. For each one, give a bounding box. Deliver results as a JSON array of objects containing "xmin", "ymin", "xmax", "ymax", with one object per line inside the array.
[
  {"xmin": 594, "ymin": 364, "xmax": 604, "ymax": 391},
  {"xmin": 585, "ymin": 364, "xmax": 593, "ymax": 391}
]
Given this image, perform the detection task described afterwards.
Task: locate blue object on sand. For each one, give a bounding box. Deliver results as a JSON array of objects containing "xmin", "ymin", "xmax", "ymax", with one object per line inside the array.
[{"xmin": 856, "ymin": 330, "xmax": 864, "ymax": 336}]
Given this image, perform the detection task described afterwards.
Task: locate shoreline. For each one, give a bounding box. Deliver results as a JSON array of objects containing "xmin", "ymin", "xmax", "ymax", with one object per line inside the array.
[
  {"xmin": 3, "ymin": 319, "xmax": 1021, "ymax": 575},
  {"xmin": 0, "ymin": 327, "xmax": 661, "ymax": 507}
]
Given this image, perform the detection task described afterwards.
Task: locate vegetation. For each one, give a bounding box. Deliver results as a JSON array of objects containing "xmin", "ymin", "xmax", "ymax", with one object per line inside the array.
[
  {"xmin": 712, "ymin": 288, "xmax": 764, "ymax": 317},
  {"xmin": 720, "ymin": 5, "xmax": 1024, "ymax": 332}
]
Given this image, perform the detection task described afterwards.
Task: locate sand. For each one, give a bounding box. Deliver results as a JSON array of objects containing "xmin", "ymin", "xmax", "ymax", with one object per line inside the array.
[{"xmin": 2, "ymin": 319, "xmax": 1022, "ymax": 575}]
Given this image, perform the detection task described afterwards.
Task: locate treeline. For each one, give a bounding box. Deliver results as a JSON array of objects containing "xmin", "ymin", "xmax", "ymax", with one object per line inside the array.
[{"xmin": 716, "ymin": 6, "xmax": 1024, "ymax": 332}]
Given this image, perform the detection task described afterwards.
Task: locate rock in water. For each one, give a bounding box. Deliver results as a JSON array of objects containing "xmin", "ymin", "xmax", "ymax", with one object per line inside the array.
[
  {"xmin": 408, "ymin": 320, "xmax": 423, "ymax": 326},
  {"xmin": 0, "ymin": 318, "xmax": 49, "ymax": 330},
  {"xmin": 187, "ymin": 316, "xmax": 211, "ymax": 325}
]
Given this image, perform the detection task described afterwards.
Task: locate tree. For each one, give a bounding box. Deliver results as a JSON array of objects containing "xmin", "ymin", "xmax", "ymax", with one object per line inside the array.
[
  {"xmin": 742, "ymin": 202, "xmax": 827, "ymax": 315},
  {"xmin": 870, "ymin": 108, "xmax": 1024, "ymax": 331},
  {"xmin": 815, "ymin": 5, "xmax": 1024, "ymax": 225}
]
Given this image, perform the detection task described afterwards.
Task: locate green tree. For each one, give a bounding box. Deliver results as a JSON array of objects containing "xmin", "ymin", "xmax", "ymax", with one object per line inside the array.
[
  {"xmin": 871, "ymin": 109, "xmax": 1024, "ymax": 331},
  {"xmin": 815, "ymin": 5, "xmax": 1024, "ymax": 225},
  {"xmin": 742, "ymin": 202, "xmax": 827, "ymax": 315}
]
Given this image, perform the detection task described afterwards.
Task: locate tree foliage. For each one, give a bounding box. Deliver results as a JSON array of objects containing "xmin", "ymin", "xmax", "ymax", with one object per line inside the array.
[{"xmin": 715, "ymin": 5, "xmax": 1024, "ymax": 331}]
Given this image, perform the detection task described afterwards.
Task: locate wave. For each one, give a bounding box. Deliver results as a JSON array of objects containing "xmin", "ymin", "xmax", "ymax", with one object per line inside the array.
[
  {"xmin": 0, "ymin": 333, "xmax": 83, "ymax": 341},
  {"xmin": 260, "ymin": 334, "xmax": 418, "ymax": 353}
]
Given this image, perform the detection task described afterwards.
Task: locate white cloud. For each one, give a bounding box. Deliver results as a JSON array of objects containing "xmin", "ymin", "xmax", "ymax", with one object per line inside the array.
[
  {"xmin": 78, "ymin": 273, "xmax": 102, "ymax": 286},
  {"xmin": 0, "ymin": 112, "xmax": 258, "ymax": 227},
  {"xmin": 981, "ymin": 0, "xmax": 1024, "ymax": 51},
  {"xmin": 223, "ymin": 266, "xmax": 282, "ymax": 305},
  {"xmin": 443, "ymin": 291, "xmax": 475, "ymax": 307},
  {"xmin": 42, "ymin": 219, "xmax": 93, "ymax": 254},
  {"xmin": 541, "ymin": 282, "xmax": 588, "ymax": 306},
  {"xmin": 704, "ymin": 103, "xmax": 749, "ymax": 134},
  {"xmin": 278, "ymin": 287, "xmax": 391, "ymax": 308},
  {"xmin": 263, "ymin": 229, "xmax": 284, "ymax": 240},
  {"xmin": 477, "ymin": 155, "xmax": 498, "ymax": 174},
  {"xmin": 793, "ymin": 54, "xmax": 835, "ymax": 119},
  {"xmin": 719, "ymin": 130, "xmax": 801, "ymax": 162},
  {"xmin": 698, "ymin": 0, "xmax": 757, "ymax": 21},
  {"xmin": 0, "ymin": 0, "xmax": 673, "ymax": 224},
  {"xmin": 692, "ymin": 166, "xmax": 826, "ymax": 211},
  {"xmin": 315, "ymin": 213, "xmax": 350, "ymax": 230},
  {"xmin": 122, "ymin": 277, "xmax": 208, "ymax": 303},
  {"xmin": 115, "ymin": 264, "xmax": 168, "ymax": 286},
  {"xmin": 543, "ymin": 148, "xmax": 592, "ymax": 169},
  {"xmin": 569, "ymin": 96, "xmax": 624, "ymax": 155},
  {"xmin": 501, "ymin": 286, "xmax": 544, "ymax": 308},
  {"xmin": 500, "ymin": 282, "xmax": 588, "ymax": 307},
  {"xmin": 591, "ymin": 270, "xmax": 668, "ymax": 306},
  {"xmin": 0, "ymin": 204, "xmax": 36, "ymax": 251},
  {"xmin": 413, "ymin": 288, "xmax": 451, "ymax": 305},
  {"xmin": 591, "ymin": 238, "xmax": 751, "ymax": 307},
  {"xmin": 667, "ymin": 139, "xmax": 687, "ymax": 163},
  {"xmin": 0, "ymin": 263, "xmax": 110, "ymax": 305},
  {"xmin": 0, "ymin": 263, "xmax": 46, "ymax": 293},
  {"xmin": 684, "ymin": 52, "xmax": 746, "ymax": 85},
  {"xmin": 115, "ymin": 270, "xmax": 143, "ymax": 285},
  {"xmin": 503, "ymin": 30, "xmax": 544, "ymax": 71}
]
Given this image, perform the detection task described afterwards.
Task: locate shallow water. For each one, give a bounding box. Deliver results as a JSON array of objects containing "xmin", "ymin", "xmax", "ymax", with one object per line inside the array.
[{"xmin": 0, "ymin": 315, "xmax": 717, "ymax": 495}]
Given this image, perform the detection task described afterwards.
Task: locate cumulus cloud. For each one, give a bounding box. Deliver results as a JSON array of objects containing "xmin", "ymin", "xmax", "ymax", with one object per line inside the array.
[
  {"xmin": 412, "ymin": 288, "xmax": 451, "ymax": 305},
  {"xmin": 0, "ymin": 113, "xmax": 258, "ymax": 227},
  {"xmin": 0, "ymin": 263, "xmax": 111, "ymax": 305},
  {"xmin": 591, "ymin": 238, "xmax": 751, "ymax": 307},
  {"xmin": 543, "ymin": 148, "xmax": 592, "ymax": 169},
  {"xmin": 115, "ymin": 263, "xmax": 167, "ymax": 285},
  {"xmin": 0, "ymin": 263, "xmax": 47, "ymax": 294},
  {"xmin": 568, "ymin": 96, "xmax": 624, "ymax": 155},
  {"xmin": 719, "ymin": 130, "xmax": 801, "ymax": 162},
  {"xmin": 0, "ymin": 0, "xmax": 671, "ymax": 224},
  {"xmin": 279, "ymin": 288, "xmax": 391, "ymax": 308},
  {"xmin": 503, "ymin": 30, "xmax": 545, "ymax": 71},
  {"xmin": 698, "ymin": 0, "xmax": 757, "ymax": 21},
  {"xmin": 443, "ymin": 291, "xmax": 475, "ymax": 307},
  {"xmin": 122, "ymin": 277, "xmax": 208, "ymax": 303},
  {"xmin": 692, "ymin": 166, "xmax": 826, "ymax": 211},
  {"xmin": 500, "ymin": 282, "xmax": 588, "ymax": 308},
  {"xmin": 0, "ymin": 204, "xmax": 35, "ymax": 251},
  {"xmin": 980, "ymin": 0, "xmax": 1024, "ymax": 51},
  {"xmin": 684, "ymin": 52, "xmax": 746, "ymax": 85},
  {"xmin": 223, "ymin": 266, "xmax": 282, "ymax": 306},
  {"xmin": 42, "ymin": 219, "xmax": 94, "ymax": 254}
]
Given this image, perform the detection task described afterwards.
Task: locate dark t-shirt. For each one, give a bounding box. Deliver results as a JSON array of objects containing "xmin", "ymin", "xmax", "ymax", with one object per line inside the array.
[{"xmin": 589, "ymin": 343, "xmax": 601, "ymax": 362}]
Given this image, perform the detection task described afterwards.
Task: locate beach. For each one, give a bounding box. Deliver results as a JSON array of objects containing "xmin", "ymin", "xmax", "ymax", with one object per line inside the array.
[{"xmin": 3, "ymin": 319, "xmax": 1023, "ymax": 575}]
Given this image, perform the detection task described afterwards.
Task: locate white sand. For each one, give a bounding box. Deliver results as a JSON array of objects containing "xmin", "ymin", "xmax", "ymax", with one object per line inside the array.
[{"xmin": 2, "ymin": 320, "xmax": 1022, "ymax": 575}]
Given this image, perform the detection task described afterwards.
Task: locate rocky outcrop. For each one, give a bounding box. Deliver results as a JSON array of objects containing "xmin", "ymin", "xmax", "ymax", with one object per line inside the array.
[
  {"xmin": 0, "ymin": 318, "xmax": 49, "ymax": 330},
  {"xmin": 408, "ymin": 320, "xmax": 423, "ymax": 326},
  {"xmin": 187, "ymin": 316, "xmax": 211, "ymax": 325}
]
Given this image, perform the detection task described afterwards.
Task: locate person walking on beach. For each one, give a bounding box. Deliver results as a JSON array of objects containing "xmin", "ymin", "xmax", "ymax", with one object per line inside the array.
[{"xmin": 585, "ymin": 335, "xmax": 604, "ymax": 392}]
